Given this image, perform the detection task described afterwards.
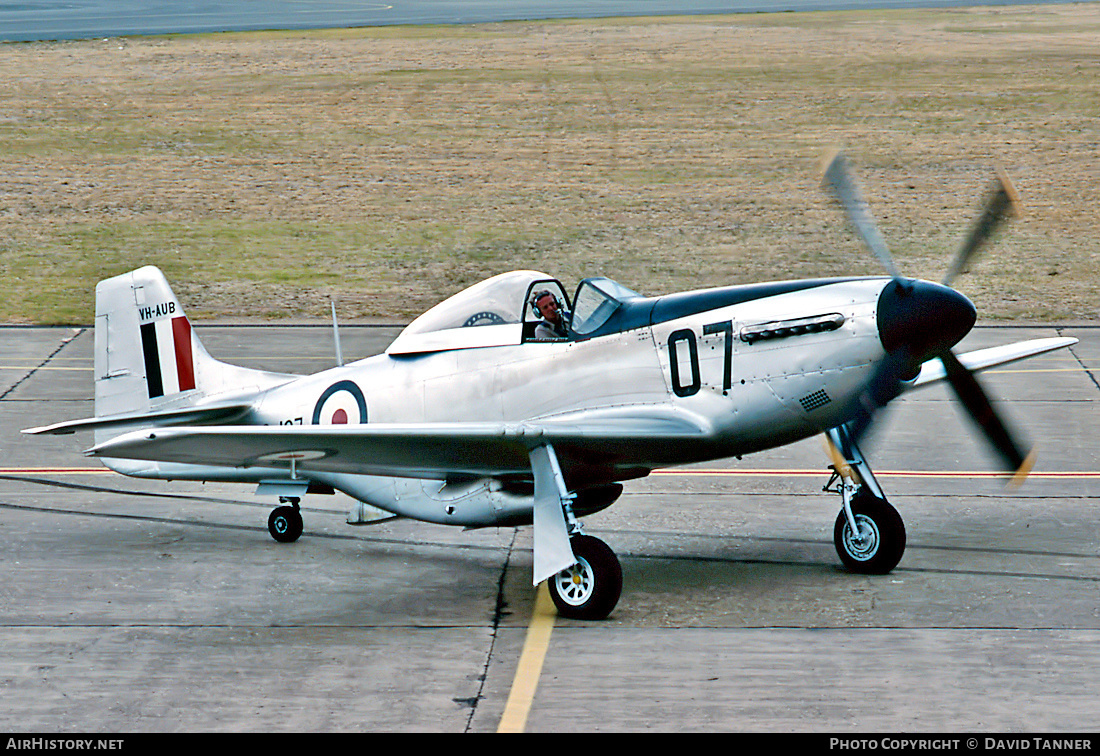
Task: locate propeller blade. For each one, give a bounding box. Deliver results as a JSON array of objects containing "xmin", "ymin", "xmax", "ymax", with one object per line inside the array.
[
  {"xmin": 846, "ymin": 345, "xmax": 914, "ymax": 447},
  {"xmin": 820, "ymin": 154, "xmax": 1034, "ymax": 483},
  {"xmin": 939, "ymin": 348, "xmax": 1035, "ymax": 483},
  {"xmin": 942, "ymin": 166, "xmax": 1021, "ymax": 286},
  {"xmin": 822, "ymin": 434, "xmax": 860, "ymax": 485},
  {"xmin": 820, "ymin": 150, "xmax": 900, "ymax": 279}
]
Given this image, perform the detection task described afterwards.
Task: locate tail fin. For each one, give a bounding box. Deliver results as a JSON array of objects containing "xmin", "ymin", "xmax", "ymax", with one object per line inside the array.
[
  {"xmin": 93, "ymin": 266, "xmax": 288, "ymax": 419},
  {"xmin": 96, "ymin": 266, "xmax": 198, "ymax": 417},
  {"xmin": 23, "ymin": 266, "xmax": 293, "ymax": 441}
]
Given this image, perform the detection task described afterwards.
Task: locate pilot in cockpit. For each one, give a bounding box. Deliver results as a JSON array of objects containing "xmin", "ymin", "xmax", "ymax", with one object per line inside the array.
[{"xmin": 531, "ymin": 289, "xmax": 571, "ymax": 340}]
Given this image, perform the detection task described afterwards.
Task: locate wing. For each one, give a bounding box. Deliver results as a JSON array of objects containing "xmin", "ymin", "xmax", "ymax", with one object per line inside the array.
[
  {"xmin": 87, "ymin": 405, "xmax": 710, "ymax": 588},
  {"xmin": 85, "ymin": 406, "xmax": 714, "ymax": 481},
  {"xmin": 911, "ymin": 337, "xmax": 1077, "ymax": 387}
]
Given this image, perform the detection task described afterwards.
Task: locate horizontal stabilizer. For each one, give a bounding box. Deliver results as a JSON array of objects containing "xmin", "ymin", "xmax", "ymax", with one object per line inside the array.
[{"xmin": 23, "ymin": 402, "xmax": 253, "ymax": 436}]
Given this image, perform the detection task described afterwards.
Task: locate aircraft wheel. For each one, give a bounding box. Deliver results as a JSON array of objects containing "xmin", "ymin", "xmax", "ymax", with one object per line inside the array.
[
  {"xmin": 833, "ymin": 492, "xmax": 906, "ymax": 574},
  {"xmin": 547, "ymin": 534, "xmax": 622, "ymax": 621},
  {"xmin": 268, "ymin": 505, "xmax": 303, "ymax": 543}
]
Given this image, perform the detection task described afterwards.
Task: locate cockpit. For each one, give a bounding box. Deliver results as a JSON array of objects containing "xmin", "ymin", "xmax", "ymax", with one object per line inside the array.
[{"xmin": 385, "ymin": 270, "xmax": 645, "ymax": 356}]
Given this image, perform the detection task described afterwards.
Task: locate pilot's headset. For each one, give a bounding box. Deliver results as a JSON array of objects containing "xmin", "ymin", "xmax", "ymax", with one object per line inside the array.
[{"xmin": 530, "ymin": 289, "xmax": 557, "ymax": 314}]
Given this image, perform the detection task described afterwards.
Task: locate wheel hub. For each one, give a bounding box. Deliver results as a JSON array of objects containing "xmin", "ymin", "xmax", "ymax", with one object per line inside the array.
[
  {"xmin": 553, "ymin": 557, "xmax": 595, "ymax": 606},
  {"xmin": 843, "ymin": 515, "xmax": 880, "ymax": 561}
]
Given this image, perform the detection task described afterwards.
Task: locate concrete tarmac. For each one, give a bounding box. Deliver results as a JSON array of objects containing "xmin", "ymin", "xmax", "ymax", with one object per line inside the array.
[{"xmin": 0, "ymin": 322, "xmax": 1097, "ymax": 732}]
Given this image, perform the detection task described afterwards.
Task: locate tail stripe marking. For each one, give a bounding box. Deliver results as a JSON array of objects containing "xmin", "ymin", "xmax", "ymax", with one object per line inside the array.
[
  {"xmin": 172, "ymin": 316, "xmax": 196, "ymax": 392},
  {"xmin": 139, "ymin": 322, "xmax": 164, "ymax": 398},
  {"xmin": 139, "ymin": 313, "xmax": 194, "ymax": 399}
]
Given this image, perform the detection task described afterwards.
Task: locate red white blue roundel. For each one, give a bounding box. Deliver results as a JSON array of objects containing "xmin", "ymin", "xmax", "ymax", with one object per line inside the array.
[{"xmin": 312, "ymin": 380, "xmax": 367, "ymax": 425}]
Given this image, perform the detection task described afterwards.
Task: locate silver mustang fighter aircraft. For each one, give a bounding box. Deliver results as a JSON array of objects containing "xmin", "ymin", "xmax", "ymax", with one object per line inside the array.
[{"xmin": 26, "ymin": 155, "xmax": 1076, "ymax": 619}]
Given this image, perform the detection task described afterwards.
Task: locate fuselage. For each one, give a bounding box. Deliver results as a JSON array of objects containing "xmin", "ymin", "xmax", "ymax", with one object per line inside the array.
[
  {"xmin": 103, "ymin": 273, "xmax": 975, "ymax": 527},
  {"xmin": 253, "ymin": 276, "xmax": 893, "ymax": 453}
]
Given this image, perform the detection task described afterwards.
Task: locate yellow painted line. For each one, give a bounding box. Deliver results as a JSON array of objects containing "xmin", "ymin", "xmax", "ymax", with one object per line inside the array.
[
  {"xmin": 651, "ymin": 469, "xmax": 1100, "ymax": 479},
  {"xmin": 987, "ymin": 367, "xmax": 1090, "ymax": 374},
  {"xmin": 5, "ymin": 465, "xmax": 1097, "ymax": 479},
  {"xmin": 0, "ymin": 468, "xmax": 112, "ymax": 474},
  {"xmin": 0, "ymin": 365, "xmax": 91, "ymax": 371},
  {"xmin": 498, "ymin": 583, "xmax": 557, "ymax": 734},
  {"xmin": 3, "ymin": 467, "xmax": 1096, "ymax": 479}
]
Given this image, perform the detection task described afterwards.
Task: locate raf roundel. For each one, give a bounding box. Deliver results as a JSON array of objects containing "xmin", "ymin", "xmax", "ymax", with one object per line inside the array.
[{"xmin": 312, "ymin": 380, "xmax": 367, "ymax": 425}]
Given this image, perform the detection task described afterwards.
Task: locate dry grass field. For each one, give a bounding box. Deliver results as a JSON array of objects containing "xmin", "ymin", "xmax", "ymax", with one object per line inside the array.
[{"xmin": 1, "ymin": 4, "xmax": 1098, "ymax": 323}]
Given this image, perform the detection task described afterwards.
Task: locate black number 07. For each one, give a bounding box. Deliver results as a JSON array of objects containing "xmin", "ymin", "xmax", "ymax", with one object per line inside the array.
[{"xmin": 667, "ymin": 321, "xmax": 733, "ymax": 398}]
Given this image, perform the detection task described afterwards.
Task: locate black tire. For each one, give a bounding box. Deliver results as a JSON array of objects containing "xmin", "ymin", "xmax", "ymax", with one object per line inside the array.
[
  {"xmin": 833, "ymin": 492, "xmax": 906, "ymax": 574},
  {"xmin": 268, "ymin": 505, "xmax": 303, "ymax": 543},
  {"xmin": 546, "ymin": 534, "xmax": 622, "ymax": 621}
]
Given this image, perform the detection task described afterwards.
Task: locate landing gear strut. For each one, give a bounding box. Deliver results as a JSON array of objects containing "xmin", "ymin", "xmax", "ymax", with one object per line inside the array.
[
  {"xmin": 530, "ymin": 443, "xmax": 624, "ymax": 621},
  {"xmin": 268, "ymin": 497, "xmax": 303, "ymax": 543},
  {"xmin": 824, "ymin": 426, "xmax": 906, "ymax": 574}
]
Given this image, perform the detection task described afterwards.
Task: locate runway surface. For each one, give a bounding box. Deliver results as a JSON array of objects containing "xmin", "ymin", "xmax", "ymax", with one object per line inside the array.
[{"xmin": 1, "ymin": 323, "xmax": 1097, "ymax": 732}]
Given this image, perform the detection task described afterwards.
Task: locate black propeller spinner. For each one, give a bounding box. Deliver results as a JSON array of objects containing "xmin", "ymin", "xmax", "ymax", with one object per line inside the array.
[{"xmin": 821, "ymin": 151, "xmax": 1033, "ymax": 480}]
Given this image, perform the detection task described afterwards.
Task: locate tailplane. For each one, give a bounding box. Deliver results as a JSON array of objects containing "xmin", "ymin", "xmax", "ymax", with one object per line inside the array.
[
  {"xmin": 25, "ymin": 266, "xmax": 293, "ymax": 438},
  {"xmin": 94, "ymin": 266, "xmax": 293, "ymax": 417}
]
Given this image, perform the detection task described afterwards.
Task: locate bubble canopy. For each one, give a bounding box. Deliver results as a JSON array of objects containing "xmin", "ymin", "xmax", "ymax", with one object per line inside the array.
[
  {"xmin": 386, "ymin": 271, "xmax": 567, "ymax": 355},
  {"xmin": 384, "ymin": 270, "xmax": 647, "ymax": 355}
]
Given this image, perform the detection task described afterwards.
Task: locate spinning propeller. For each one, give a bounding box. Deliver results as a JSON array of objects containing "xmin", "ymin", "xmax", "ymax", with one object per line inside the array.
[{"xmin": 820, "ymin": 151, "xmax": 1034, "ymax": 482}]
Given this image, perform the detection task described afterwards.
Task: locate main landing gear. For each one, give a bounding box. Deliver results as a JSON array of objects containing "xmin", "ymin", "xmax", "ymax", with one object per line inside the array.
[
  {"xmin": 530, "ymin": 443, "xmax": 624, "ymax": 621},
  {"xmin": 268, "ymin": 497, "xmax": 303, "ymax": 543},
  {"xmin": 546, "ymin": 533, "xmax": 623, "ymax": 621},
  {"xmin": 824, "ymin": 426, "xmax": 907, "ymax": 574}
]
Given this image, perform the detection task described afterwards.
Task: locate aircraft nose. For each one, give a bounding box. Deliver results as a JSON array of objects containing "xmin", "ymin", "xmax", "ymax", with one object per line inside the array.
[{"xmin": 876, "ymin": 278, "xmax": 976, "ymax": 361}]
